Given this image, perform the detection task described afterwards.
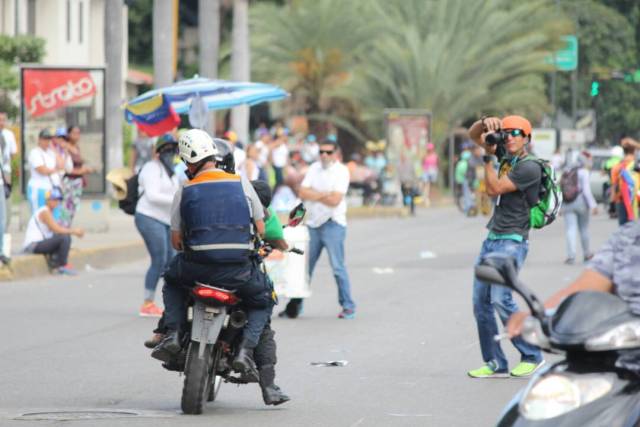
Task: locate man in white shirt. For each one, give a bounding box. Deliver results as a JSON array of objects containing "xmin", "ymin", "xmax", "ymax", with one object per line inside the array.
[{"xmin": 289, "ymin": 139, "xmax": 356, "ymax": 319}]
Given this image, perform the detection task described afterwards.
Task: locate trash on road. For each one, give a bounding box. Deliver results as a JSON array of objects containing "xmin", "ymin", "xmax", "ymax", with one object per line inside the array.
[
  {"xmin": 310, "ymin": 360, "xmax": 349, "ymax": 367},
  {"xmin": 419, "ymin": 250, "xmax": 437, "ymax": 259},
  {"xmin": 372, "ymin": 267, "xmax": 394, "ymax": 274}
]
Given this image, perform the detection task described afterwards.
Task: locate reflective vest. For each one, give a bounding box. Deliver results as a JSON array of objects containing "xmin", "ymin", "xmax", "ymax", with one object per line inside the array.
[{"xmin": 181, "ymin": 170, "xmax": 253, "ymax": 263}]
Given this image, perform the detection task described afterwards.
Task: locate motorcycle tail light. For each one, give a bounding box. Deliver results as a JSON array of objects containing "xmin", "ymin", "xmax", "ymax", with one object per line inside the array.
[{"xmin": 193, "ymin": 286, "xmax": 239, "ymax": 304}]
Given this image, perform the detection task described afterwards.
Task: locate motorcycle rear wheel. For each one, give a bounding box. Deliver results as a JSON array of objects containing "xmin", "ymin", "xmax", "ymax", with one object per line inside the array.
[
  {"xmin": 206, "ymin": 345, "xmax": 223, "ymax": 402},
  {"xmin": 181, "ymin": 341, "xmax": 214, "ymax": 414}
]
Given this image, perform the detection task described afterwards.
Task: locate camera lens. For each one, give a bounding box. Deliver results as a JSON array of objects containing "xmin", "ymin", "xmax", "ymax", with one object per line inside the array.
[{"xmin": 485, "ymin": 132, "xmax": 505, "ymax": 146}]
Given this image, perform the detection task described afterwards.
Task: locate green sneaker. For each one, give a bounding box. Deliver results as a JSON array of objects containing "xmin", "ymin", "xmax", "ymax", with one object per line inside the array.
[
  {"xmin": 467, "ymin": 363, "xmax": 509, "ymax": 378},
  {"xmin": 510, "ymin": 360, "xmax": 545, "ymax": 378}
]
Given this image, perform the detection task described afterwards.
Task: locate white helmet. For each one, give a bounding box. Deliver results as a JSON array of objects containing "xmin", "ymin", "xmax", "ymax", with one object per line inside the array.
[{"xmin": 179, "ymin": 129, "xmax": 218, "ymax": 164}]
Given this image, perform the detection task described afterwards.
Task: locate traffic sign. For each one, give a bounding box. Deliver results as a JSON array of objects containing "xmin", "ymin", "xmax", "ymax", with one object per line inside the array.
[{"xmin": 546, "ymin": 35, "xmax": 578, "ymax": 71}]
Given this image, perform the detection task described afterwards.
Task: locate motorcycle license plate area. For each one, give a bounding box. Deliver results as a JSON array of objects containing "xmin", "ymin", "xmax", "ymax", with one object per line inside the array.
[
  {"xmin": 264, "ymin": 226, "xmax": 311, "ymax": 298},
  {"xmin": 192, "ymin": 301, "xmax": 226, "ymax": 344}
]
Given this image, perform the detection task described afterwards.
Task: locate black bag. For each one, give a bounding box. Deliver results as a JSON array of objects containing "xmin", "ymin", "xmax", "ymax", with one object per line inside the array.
[{"xmin": 118, "ymin": 174, "xmax": 142, "ymax": 215}]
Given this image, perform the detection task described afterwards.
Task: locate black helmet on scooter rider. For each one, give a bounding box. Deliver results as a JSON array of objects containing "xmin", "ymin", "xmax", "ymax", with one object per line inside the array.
[{"xmin": 212, "ymin": 138, "xmax": 235, "ymax": 173}]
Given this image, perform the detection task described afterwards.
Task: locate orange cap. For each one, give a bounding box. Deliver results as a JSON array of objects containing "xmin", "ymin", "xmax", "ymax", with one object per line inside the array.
[{"xmin": 501, "ymin": 115, "xmax": 532, "ymax": 136}]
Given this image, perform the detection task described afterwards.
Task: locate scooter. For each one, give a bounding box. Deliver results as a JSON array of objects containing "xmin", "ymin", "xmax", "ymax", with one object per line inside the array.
[
  {"xmin": 168, "ymin": 203, "xmax": 307, "ymax": 415},
  {"xmin": 475, "ymin": 255, "xmax": 640, "ymax": 427}
]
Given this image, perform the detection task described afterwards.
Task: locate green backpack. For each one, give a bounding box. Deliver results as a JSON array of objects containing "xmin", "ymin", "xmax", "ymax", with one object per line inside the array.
[{"xmin": 523, "ymin": 155, "xmax": 563, "ymax": 229}]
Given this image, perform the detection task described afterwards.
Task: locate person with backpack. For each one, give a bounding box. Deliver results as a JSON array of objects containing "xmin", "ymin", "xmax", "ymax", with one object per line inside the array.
[
  {"xmin": 135, "ymin": 134, "xmax": 180, "ymax": 317},
  {"xmin": 560, "ymin": 155, "xmax": 598, "ymax": 265},
  {"xmin": 466, "ymin": 115, "xmax": 545, "ymax": 379}
]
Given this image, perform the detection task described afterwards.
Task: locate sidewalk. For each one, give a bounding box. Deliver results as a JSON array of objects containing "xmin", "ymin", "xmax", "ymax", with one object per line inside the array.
[
  {"xmin": 0, "ymin": 197, "xmax": 452, "ymax": 282},
  {"xmin": 0, "ymin": 208, "xmax": 144, "ymax": 281}
]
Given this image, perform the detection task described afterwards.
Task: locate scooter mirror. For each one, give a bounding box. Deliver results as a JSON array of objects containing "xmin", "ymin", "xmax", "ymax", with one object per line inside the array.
[
  {"xmin": 478, "ymin": 255, "xmax": 547, "ymax": 321},
  {"xmin": 287, "ymin": 203, "xmax": 306, "ymax": 227},
  {"xmin": 474, "ymin": 265, "xmax": 508, "ymax": 287}
]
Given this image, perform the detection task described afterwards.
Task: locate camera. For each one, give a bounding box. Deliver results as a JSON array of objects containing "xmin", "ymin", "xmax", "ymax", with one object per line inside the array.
[
  {"xmin": 485, "ymin": 130, "xmax": 507, "ymax": 160},
  {"xmin": 485, "ymin": 131, "xmax": 507, "ymax": 146}
]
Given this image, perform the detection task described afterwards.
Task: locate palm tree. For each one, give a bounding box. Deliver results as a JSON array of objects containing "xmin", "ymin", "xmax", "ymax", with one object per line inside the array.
[
  {"xmin": 346, "ymin": 0, "xmax": 571, "ymax": 144},
  {"xmin": 250, "ymin": 0, "xmax": 379, "ymax": 136}
]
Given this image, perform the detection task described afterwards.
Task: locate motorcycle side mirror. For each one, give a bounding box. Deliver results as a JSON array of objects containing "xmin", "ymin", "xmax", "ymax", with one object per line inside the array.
[
  {"xmin": 287, "ymin": 203, "xmax": 306, "ymax": 227},
  {"xmin": 474, "ymin": 265, "xmax": 507, "ymax": 286},
  {"xmin": 476, "ymin": 255, "xmax": 546, "ymax": 321}
]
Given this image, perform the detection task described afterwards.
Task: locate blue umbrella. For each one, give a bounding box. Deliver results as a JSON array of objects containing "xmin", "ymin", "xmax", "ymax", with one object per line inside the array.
[{"xmin": 124, "ymin": 77, "xmax": 289, "ymax": 133}]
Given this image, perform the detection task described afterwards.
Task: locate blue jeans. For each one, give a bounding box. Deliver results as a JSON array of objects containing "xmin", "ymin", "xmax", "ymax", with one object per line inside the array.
[
  {"xmin": 472, "ymin": 238, "xmax": 542, "ymax": 371},
  {"xmin": 617, "ymin": 202, "xmax": 630, "ymax": 226},
  {"xmin": 563, "ymin": 198, "xmax": 591, "ymax": 260},
  {"xmin": 135, "ymin": 213, "xmax": 175, "ymax": 301},
  {"xmin": 308, "ymin": 220, "xmax": 356, "ymax": 311}
]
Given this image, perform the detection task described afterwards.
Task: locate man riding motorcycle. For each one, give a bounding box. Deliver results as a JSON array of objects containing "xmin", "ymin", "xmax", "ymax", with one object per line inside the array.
[{"xmin": 152, "ymin": 129, "xmax": 273, "ymax": 381}]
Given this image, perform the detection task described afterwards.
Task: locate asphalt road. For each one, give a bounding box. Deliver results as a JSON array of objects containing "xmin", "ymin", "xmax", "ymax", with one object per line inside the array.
[{"xmin": 0, "ymin": 206, "xmax": 619, "ymax": 427}]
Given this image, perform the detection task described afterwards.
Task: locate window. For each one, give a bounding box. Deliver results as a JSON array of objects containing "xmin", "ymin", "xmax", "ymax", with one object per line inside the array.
[
  {"xmin": 78, "ymin": 1, "xmax": 83, "ymax": 43},
  {"xmin": 66, "ymin": 0, "xmax": 71, "ymax": 42}
]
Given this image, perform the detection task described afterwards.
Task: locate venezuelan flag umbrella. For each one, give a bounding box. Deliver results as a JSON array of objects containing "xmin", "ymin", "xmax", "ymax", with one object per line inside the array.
[{"xmin": 124, "ymin": 77, "xmax": 289, "ymax": 136}]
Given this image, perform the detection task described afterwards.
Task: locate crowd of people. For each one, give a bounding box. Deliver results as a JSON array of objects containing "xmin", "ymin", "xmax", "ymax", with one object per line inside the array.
[
  {"xmin": 127, "ymin": 124, "xmax": 364, "ymax": 319},
  {"xmin": 23, "ymin": 125, "xmax": 92, "ymax": 274},
  {"xmin": 0, "ymin": 112, "xmax": 92, "ymax": 274}
]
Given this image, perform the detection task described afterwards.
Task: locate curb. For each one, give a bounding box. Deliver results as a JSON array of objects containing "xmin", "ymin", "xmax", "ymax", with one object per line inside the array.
[
  {"xmin": 0, "ymin": 241, "xmax": 146, "ymax": 282},
  {"xmin": 0, "ymin": 203, "xmax": 454, "ymax": 282}
]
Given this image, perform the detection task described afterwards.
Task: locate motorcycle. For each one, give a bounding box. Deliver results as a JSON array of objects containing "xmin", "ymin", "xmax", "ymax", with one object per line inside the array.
[
  {"xmin": 164, "ymin": 203, "xmax": 307, "ymax": 415},
  {"xmin": 475, "ymin": 255, "xmax": 640, "ymax": 426}
]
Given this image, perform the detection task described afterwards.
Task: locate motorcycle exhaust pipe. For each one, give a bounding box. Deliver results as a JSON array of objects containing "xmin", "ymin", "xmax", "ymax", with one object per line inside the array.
[
  {"xmin": 229, "ymin": 311, "xmax": 247, "ymax": 329},
  {"xmin": 220, "ymin": 310, "xmax": 247, "ymax": 343}
]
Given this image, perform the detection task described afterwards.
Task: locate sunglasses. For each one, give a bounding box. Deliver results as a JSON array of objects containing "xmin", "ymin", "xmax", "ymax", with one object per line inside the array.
[
  {"xmin": 505, "ymin": 129, "xmax": 525, "ymax": 138},
  {"xmin": 319, "ymin": 149, "xmax": 335, "ymax": 155}
]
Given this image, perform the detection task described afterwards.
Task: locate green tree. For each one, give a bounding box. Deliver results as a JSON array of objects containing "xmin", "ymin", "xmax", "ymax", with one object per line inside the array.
[
  {"xmin": 555, "ymin": 0, "xmax": 640, "ymax": 141},
  {"xmin": 128, "ymin": 0, "xmax": 153, "ymax": 67},
  {"xmin": 343, "ymin": 0, "xmax": 570, "ymax": 145},
  {"xmin": 250, "ymin": 0, "xmax": 379, "ymax": 136},
  {"xmin": 0, "ymin": 35, "xmax": 45, "ymax": 118}
]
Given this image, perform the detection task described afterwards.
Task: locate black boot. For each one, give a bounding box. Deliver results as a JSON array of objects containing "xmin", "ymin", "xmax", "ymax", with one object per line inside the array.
[
  {"xmin": 233, "ymin": 343, "xmax": 259, "ymax": 382},
  {"xmin": 278, "ymin": 298, "xmax": 302, "ymax": 318},
  {"xmin": 259, "ymin": 365, "xmax": 290, "ymax": 406},
  {"xmin": 151, "ymin": 330, "xmax": 181, "ymax": 363}
]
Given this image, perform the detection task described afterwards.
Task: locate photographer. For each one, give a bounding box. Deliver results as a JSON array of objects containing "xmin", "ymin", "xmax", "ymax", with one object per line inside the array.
[{"xmin": 465, "ymin": 115, "xmax": 544, "ymax": 378}]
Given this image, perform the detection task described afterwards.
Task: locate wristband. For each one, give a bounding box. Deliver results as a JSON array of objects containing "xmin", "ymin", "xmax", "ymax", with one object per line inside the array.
[
  {"xmin": 483, "ymin": 155, "xmax": 497, "ymax": 164},
  {"xmin": 480, "ymin": 116, "xmax": 488, "ymax": 132}
]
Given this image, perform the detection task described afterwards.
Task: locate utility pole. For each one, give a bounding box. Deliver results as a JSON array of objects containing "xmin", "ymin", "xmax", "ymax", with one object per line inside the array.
[
  {"xmin": 199, "ymin": 0, "xmax": 220, "ymax": 135},
  {"xmin": 153, "ymin": 0, "xmax": 174, "ymax": 88},
  {"xmin": 105, "ymin": 0, "xmax": 124, "ymax": 171},
  {"xmin": 230, "ymin": 0, "xmax": 250, "ymax": 144}
]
